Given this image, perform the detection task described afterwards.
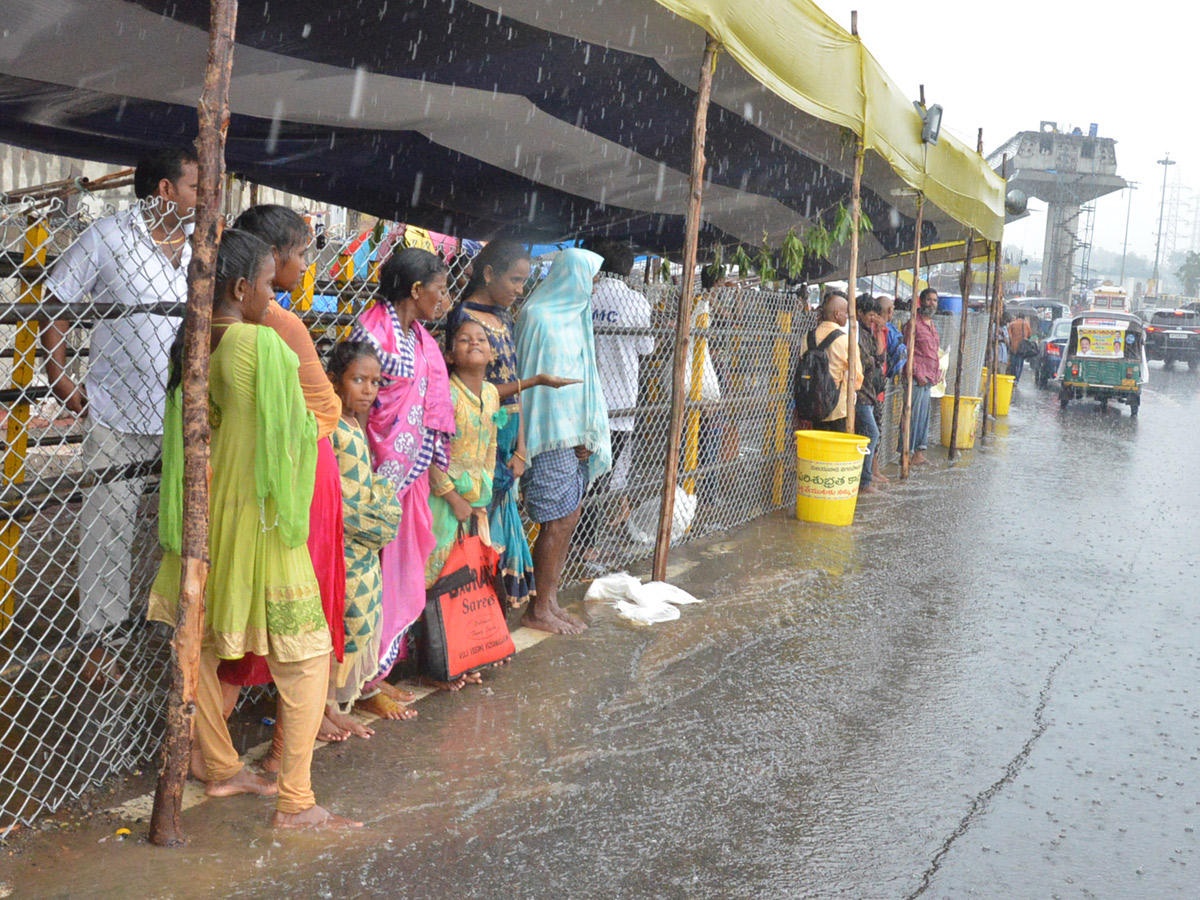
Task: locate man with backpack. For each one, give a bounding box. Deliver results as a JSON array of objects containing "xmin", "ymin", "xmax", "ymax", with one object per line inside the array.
[{"xmin": 793, "ymin": 290, "xmax": 862, "ymax": 433}]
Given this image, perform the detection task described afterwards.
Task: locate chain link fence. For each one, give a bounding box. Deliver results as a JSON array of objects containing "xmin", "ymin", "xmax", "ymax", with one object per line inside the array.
[{"xmin": 0, "ymin": 192, "xmax": 988, "ymax": 836}]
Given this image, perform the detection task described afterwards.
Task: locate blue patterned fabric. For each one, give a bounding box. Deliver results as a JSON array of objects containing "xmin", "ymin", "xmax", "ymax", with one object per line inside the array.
[{"xmin": 523, "ymin": 447, "xmax": 589, "ymax": 523}]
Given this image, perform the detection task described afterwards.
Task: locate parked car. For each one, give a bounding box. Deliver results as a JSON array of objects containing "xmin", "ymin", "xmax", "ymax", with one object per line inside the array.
[
  {"xmin": 1144, "ymin": 308, "xmax": 1200, "ymax": 368},
  {"xmin": 1035, "ymin": 318, "xmax": 1072, "ymax": 388}
]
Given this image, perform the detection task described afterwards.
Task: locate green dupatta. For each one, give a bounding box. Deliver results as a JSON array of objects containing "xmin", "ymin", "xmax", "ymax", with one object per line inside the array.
[{"xmin": 159, "ymin": 325, "xmax": 318, "ymax": 554}]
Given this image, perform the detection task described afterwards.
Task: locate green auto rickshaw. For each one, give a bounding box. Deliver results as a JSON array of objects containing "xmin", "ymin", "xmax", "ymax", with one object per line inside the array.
[{"xmin": 1059, "ymin": 311, "xmax": 1148, "ymax": 417}]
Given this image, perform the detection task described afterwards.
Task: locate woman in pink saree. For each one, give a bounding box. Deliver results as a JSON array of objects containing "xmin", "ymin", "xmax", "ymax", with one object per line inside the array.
[{"xmin": 349, "ymin": 248, "xmax": 455, "ymax": 706}]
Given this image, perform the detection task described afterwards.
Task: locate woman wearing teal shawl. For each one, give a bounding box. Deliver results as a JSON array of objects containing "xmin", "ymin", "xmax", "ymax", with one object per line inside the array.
[{"xmin": 515, "ymin": 248, "xmax": 611, "ymax": 634}]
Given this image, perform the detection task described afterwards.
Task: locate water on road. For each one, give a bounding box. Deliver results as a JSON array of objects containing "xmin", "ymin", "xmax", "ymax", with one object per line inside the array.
[{"xmin": 6, "ymin": 364, "xmax": 1199, "ymax": 900}]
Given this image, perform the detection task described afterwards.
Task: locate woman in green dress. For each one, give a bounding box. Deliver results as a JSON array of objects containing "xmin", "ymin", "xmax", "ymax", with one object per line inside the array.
[{"xmin": 148, "ymin": 229, "xmax": 358, "ymax": 830}]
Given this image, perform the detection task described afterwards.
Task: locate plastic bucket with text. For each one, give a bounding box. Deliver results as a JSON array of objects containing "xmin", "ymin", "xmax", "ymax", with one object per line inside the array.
[
  {"xmin": 794, "ymin": 430, "xmax": 870, "ymax": 527},
  {"xmin": 939, "ymin": 395, "xmax": 982, "ymax": 449}
]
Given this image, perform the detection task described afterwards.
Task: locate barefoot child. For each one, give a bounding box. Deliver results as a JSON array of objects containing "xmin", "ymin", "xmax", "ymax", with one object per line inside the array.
[
  {"xmin": 148, "ymin": 229, "xmax": 359, "ymax": 829},
  {"xmin": 422, "ymin": 318, "xmax": 505, "ymax": 689},
  {"xmin": 325, "ymin": 342, "xmax": 416, "ymax": 722}
]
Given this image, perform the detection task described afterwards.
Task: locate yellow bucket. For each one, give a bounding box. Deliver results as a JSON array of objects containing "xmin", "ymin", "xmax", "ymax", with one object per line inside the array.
[
  {"xmin": 940, "ymin": 395, "xmax": 982, "ymax": 449},
  {"xmin": 794, "ymin": 430, "xmax": 870, "ymax": 527},
  {"xmin": 986, "ymin": 373, "xmax": 1015, "ymax": 416},
  {"xmin": 980, "ymin": 366, "xmax": 988, "ymax": 392}
]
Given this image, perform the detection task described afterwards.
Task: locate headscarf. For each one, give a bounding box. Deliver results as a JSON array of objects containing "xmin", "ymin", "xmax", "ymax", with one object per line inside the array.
[{"xmin": 515, "ymin": 248, "xmax": 612, "ymax": 481}]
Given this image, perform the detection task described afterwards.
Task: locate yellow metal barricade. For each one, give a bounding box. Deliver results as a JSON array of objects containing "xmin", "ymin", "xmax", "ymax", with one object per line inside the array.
[
  {"xmin": 767, "ymin": 311, "xmax": 792, "ymax": 507},
  {"xmin": 682, "ymin": 300, "xmax": 708, "ymax": 495},
  {"xmin": 1, "ymin": 219, "xmax": 48, "ymax": 631}
]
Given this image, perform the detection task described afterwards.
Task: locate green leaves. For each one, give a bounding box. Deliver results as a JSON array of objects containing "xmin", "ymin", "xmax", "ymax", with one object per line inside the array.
[
  {"xmin": 780, "ymin": 227, "xmax": 805, "ymax": 280},
  {"xmin": 730, "ymin": 244, "xmax": 754, "ymax": 279}
]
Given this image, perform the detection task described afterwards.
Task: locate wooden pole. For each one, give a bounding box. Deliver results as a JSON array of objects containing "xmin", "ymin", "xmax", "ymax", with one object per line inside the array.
[
  {"xmin": 980, "ymin": 239, "xmax": 995, "ymax": 441},
  {"xmin": 844, "ymin": 137, "xmax": 865, "ymax": 435},
  {"xmin": 652, "ymin": 34, "xmax": 719, "ymax": 583},
  {"xmin": 900, "ymin": 195, "xmax": 923, "ymax": 478},
  {"xmin": 947, "ymin": 230, "xmax": 974, "ymax": 461},
  {"xmin": 983, "ymin": 155, "xmax": 1008, "ymax": 435},
  {"xmin": 948, "ymin": 129, "xmax": 984, "ymax": 462},
  {"xmin": 149, "ymin": 0, "xmax": 237, "ymax": 848}
]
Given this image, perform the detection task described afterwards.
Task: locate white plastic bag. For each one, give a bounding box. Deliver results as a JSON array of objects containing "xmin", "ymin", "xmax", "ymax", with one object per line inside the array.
[{"xmin": 584, "ymin": 572, "xmax": 703, "ymax": 625}]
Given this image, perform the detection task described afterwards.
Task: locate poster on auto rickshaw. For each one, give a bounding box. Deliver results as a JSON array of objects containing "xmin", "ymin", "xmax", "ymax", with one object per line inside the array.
[{"xmin": 1077, "ymin": 319, "xmax": 1126, "ymax": 358}]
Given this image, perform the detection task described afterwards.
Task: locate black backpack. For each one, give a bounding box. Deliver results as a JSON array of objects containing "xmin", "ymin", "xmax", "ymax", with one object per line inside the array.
[{"xmin": 793, "ymin": 328, "xmax": 842, "ymax": 422}]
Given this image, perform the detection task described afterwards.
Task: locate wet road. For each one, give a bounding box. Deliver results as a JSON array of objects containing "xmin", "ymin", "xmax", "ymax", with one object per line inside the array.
[{"xmin": 8, "ymin": 363, "xmax": 1200, "ymax": 899}]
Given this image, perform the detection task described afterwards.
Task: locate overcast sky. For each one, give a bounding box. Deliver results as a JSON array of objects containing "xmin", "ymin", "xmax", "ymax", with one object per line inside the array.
[{"xmin": 818, "ymin": 0, "xmax": 1192, "ymax": 267}]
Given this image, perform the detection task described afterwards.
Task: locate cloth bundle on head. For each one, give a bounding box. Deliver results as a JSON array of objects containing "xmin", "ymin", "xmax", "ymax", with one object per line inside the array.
[{"xmin": 516, "ymin": 248, "xmax": 612, "ymax": 481}]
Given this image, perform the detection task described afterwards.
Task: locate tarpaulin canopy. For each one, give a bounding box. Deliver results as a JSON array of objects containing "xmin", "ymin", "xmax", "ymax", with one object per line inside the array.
[{"xmin": 0, "ymin": 0, "xmax": 1003, "ymax": 263}]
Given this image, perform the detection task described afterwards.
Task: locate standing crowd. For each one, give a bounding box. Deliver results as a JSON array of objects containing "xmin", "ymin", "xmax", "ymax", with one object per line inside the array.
[
  {"xmin": 794, "ymin": 285, "xmax": 946, "ymax": 488},
  {"xmin": 44, "ymin": 149, "xmax": 655, "ymax": 829},
  {"xmin": 43, "ymin": 148, "xmax": 952, "ymax": 831}
]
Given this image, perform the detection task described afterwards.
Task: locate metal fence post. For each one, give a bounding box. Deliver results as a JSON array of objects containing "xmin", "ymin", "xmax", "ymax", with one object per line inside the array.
[
  {"xmin": 770, "ymin": 310, "xmax": 792, "ymax": 507},
  {"xmin": 337, "ymin": 250, "xmax": 355, "ymax": 340},
  {"xmin": 682, "ymin": 300, "xmax": 707, "ymax": 495},
  {"xmin": 0, "ymin": 218, "xmax": 48, "ymax": 633},
  {"xmin": 290, "ymin": 261, "xmax": 316, "ymax": 312}
]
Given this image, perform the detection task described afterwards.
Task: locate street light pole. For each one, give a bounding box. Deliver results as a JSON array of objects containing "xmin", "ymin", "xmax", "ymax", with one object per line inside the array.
[
  {"xmin": 1152, "ymin": 155, "xmax": 1176, "ymax": 295},
  {"xmin": 1119, "ymin": 181, "xmax": 1139, "ymax": 285}
]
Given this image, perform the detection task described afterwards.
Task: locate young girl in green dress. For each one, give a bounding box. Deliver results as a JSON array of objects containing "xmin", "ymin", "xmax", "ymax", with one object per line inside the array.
[{"xmin": 325, "ymin": 342, "xmax": 415, "ymax": 722}]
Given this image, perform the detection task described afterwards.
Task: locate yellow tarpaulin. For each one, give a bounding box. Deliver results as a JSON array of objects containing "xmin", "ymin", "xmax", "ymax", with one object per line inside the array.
[{"xmin": 651, "ymin": 0, "xmax": 1005, "ymax": 242}]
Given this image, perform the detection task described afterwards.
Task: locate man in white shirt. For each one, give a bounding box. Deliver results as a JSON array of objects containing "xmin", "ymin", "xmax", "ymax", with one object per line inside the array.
[
  {"xmin": 43, "ymin": 148, "xmax": 198, "ymax": 677},
  {"xmin": 579, "ymin": 241, "xmax": 654, "ymax": 550}
]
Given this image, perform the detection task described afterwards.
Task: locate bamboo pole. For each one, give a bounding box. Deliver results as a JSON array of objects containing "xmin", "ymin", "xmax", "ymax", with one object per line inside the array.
[
  {"xmin": 844, "ymin": 137, "xmax": 865, "ymax": 435},
  {"xmin": 983, "ymin": 156, "xmax": 1008, "ymax": 436},
  {"xmin": 947, "ymin": 229, "xmax": 974, "ymax": 461},
  {"xmin": 900, "ymin": 196, "xmax": 923, "ymax": 478},
  {"xmin": 149, "ymin": 0, "xmax": 237, "ymax": 848},
  {"xmin": 980, "ymin": 240, "xmax": 995, "ymax": 441},
  {"xmin": 652, "ymin": 34, "xmax": 719, "ymax": 583},
  {"xmin": 948, "ymin": 129, "xmax": 984, "ymax": 462}
]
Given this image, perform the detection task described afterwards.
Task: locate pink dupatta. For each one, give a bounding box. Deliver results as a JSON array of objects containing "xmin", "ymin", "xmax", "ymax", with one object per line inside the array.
[{"xmin": 356, "ymin": 302, "xmax": 454, "ymax": 677}]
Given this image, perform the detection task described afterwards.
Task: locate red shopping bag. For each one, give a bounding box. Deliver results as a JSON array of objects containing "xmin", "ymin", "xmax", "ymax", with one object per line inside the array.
[{"xmin": 420, "ymin": 523, "xmax": 515, "ymax": 681}]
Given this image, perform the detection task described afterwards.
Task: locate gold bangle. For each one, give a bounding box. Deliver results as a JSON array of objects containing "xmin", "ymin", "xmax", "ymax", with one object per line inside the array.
[{"xmin": 512, "ymin": 452, "xmax": 526, "ymax": 463}]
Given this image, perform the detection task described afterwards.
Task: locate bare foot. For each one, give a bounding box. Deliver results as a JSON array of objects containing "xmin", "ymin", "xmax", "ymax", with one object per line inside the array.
[
  {"xmin": 206, "ymin": 766, "xmax": 277, "ymax": 798},
  {"xmin": 317, "ymin": 714, "xmax": 350, "ymax": 742},
  {"xmin": 521, "ymin": 606, "xmax": 582, "ymax": 635},
  {"xmin": 271, "ymin": 804, "xmax": 363, "ymax": 830},
  {"xmin": 461, "ymin": 670, "xmax": 483, "ymax": 684},
  {"xmin": 554, "ymin": 607, "xmax": 588, "ymax": 633},
  {"xmin": 326, "ymin": 704, "xmax": 375, "ymax": 738},
  {"xmin": 859, "ymin": 483, "xmax": 879, "ymax": 494},
  {"xmin": 377, "ymin": 681, "xmax": 417, "ymax": 703},
  {"xmin": 911, "ymin": 451, "xmax": 928, "ymax": 466},
  {"xmin": 873, "ymin": 471, "xmax": 891, "ymax": 484},
  {"xmin": 356, "ymin": 692, "xmax": 418, "ymax": 720},
  {"xmin": 418, "ymin": 674, "xmax": 469, "ymax": 692}
]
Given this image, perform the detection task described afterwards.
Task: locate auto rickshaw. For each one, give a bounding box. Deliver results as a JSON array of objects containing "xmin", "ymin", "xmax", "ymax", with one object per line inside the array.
[{"xmin": 1059, "ymin": 311, "xmax": 1148, "ymax": 416}]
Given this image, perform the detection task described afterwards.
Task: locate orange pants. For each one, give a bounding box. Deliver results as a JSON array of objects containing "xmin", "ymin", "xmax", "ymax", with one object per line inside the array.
[{"xmin": 195, "ymin": 646, "xmax": 327, "ymax": 814}]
